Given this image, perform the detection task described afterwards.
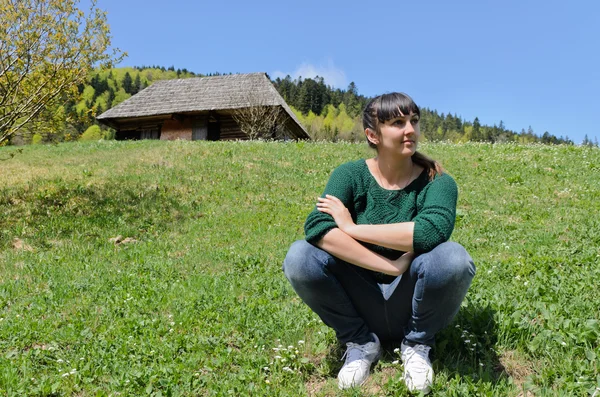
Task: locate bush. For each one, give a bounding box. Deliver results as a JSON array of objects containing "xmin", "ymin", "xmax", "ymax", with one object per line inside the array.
[
  {"xmin": 31, "ymin": 134, "xmax": 43, "ymax": 144},
  {"xmin": 79, "ymin": 125, "xmax": 103, "ymax": 141}
]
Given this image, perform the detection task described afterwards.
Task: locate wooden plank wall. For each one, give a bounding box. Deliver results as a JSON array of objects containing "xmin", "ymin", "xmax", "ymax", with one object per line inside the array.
[{"xmin": 219, "ymin": 115, "xmax": 247, "ymax": 140}]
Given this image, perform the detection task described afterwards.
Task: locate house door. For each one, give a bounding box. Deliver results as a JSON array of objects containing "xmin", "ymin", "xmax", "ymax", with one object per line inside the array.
[
  {"xmin": 207, "ymin": 120, "xmax": 220, "ymax": 141},
  {"xmin": 192, "ymin": 119, "xmax": 207, "ymax": 140}
]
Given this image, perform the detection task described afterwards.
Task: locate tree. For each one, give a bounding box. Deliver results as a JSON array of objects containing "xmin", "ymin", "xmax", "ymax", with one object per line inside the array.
[
  {"xmin": 472, "ymin": 117, "xmax": 482, "ymax": 141},
  {"xmin": 0, "ymin": 0, "xmax": 125, "ymax": 145},
  {"xmin": 230, "ymin": 92, "xmax": 287, "ymax": 140},
  {"xmin": 122, "ymin": 72, "xmax": 133, "ymax": 94}
]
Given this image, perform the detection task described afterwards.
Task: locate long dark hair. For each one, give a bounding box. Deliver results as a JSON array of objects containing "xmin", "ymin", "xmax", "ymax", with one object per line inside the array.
[{"xmin": 363, "ymin": 92, "xmax": 443, "ymax": 180}]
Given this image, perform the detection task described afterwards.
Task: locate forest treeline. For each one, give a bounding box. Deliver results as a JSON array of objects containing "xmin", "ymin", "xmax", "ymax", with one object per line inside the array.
[
  {"xmin": 15, "ymin": 66, "xmax": 592, "ymax": 146},
  {"xmin": 271, "ymin": 76, "xmax": 577, "ymax": 145}
]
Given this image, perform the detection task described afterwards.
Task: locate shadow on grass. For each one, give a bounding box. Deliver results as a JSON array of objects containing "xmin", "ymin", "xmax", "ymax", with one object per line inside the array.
[
  {"xmin": 0, "ymin": 177, "xmax": 192, "ymax": 247},
  {"xmin": 435, "ymin": 303, "xmax": 508, "ymax": 385},
  {"xmin": 313, "ymin": 303, "xmax": 507, "ymax": 389}
]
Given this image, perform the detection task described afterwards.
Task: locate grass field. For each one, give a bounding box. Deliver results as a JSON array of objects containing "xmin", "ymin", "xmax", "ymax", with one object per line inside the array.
[{"xmin": 0, "ymin": 140, "xmax": 599, "ymax": 396}]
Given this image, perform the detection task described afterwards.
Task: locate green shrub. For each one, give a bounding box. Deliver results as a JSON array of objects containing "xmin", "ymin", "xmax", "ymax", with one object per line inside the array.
[
  {"xmin": 79, "ymin": 125, "xmax": 103, "ymax": 141},
  {"xmin": 31, "ymin": 133, "xmax": 43, "ymax": 144}
]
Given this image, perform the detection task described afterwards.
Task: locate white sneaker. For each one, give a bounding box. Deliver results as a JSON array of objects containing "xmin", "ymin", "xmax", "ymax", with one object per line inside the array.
[
  {"xmin": 337, "ymin": 333, "xmax": 381, "ymax": 389},
  {"xmin": 401, "ymin": 341, "xmax": 433, "ymax": 394}
]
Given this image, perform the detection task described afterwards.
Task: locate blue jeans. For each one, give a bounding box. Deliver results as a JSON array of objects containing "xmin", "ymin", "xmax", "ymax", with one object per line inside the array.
[{"xmin": 283, "ymin": 240, "xmax": 475, "ymax": 346}]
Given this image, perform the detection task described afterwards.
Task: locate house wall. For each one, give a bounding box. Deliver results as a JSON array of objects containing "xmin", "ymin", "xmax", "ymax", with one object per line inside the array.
[{"xmin": 160, "ymin": 119, "xmax": 192, "ymax": 140}]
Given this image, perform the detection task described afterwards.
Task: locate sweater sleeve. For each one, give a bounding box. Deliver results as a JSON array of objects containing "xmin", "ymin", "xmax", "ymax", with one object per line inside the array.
[
  {"xmin": 412, "ymin": 173, "xmax": 458, "ymax": 254},
  {"xmin": 304, "ymin": 164, "xmax": 355, "ymax": 245}
]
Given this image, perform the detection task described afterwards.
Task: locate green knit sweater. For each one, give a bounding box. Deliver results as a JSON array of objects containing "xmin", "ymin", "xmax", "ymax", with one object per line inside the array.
[{"xmin": 304, "ymin": 159, "xmax": 458, "ymax": 257}]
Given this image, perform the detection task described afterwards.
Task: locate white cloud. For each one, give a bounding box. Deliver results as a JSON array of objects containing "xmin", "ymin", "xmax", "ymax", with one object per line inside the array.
[{"xmin": 272, "ymin": 59, "xmax": 347, "ymax": 88}]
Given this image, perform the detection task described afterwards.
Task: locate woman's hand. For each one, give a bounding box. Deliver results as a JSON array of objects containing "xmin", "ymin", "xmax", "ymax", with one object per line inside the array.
[
  {"xmin": 316, "ymin": 194, "xmax": 355, "ymax": 232},
  {"xmin": 390, "ymin": 251, "xmax": 415, "ymax": 276}
]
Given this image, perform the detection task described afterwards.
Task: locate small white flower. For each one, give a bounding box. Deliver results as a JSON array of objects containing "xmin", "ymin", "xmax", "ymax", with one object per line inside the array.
[
  {"xmin": 288, "ymin": 345, "xmax": 294, "ymax": 349},
  {"xmin": 272, "ymin": 348, "xmax": 280, "ymax": 352},
  {"xmin": 479, "ymin": 363, "xmax": 484, "ymax": 367},
  {"xmin": 393, "ymin": 347, "xmax": 400, "ymax": 353},
  {"xmin": 265, "ymin": 379, "xmax": 270, "ymax": 384},
  {"xmin": 392, "ymin": 360, "xmax": 399, "ymax": 364},
  {"xmin": 70, "ymin": 369, "xmax": 76, "ymax": 374},
  {"xmin": 283, "ymin": 366, "xmax": 293, "ymax": 372},
  {"xmin": 561, "ymin": 341, "xmax": 567, "ymax": 346},
  {"xmin": 274, "ymin": 355, "xmax": 282, "ymax": 359},
  {"xmin": 298, "ymin": 340, "xmax": 305, "ymax": 344},
  {"xmin": 61, "ymin": 373, "xmax": 69, "ymax": 377},
  {"xmin": 263, "ymin": 367, "xmax": 269, "ymax": 371},
  {"xmin": 524, "ymin": 281, "xmax": 529, "ymax": 286},
  {"xmin": 57, "ymin": 359, "xmax": 64, "ymax": 363},
  {"xmin": 464, "ymin": 339, "xmax": 471, "ymax": 343}
]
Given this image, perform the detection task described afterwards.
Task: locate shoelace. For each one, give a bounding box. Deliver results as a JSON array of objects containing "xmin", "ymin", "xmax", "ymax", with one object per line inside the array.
[
  {"xmin": 402, "ymin": 344, "xmax": 431, "ymax": 373},
  {"xmin": 341, "ymin": 342, "xmax": 369, "ymax": 368}
]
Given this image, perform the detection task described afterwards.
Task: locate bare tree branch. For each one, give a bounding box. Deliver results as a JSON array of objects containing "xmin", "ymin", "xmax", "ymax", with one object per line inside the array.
[{"xmin": 229, "ymin": 91, "xmax": 287, "ymax": 140}]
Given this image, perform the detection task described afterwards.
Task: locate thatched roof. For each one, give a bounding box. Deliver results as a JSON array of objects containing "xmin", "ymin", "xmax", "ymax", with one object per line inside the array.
[{"xmin": 97, "ymin": 72, "xmax": 309, "ymax": 138}]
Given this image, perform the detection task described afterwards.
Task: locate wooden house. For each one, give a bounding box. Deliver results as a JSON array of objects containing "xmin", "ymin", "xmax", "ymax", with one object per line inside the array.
[{"xmin": 96, "ymin": 73, "xmax": 310, "ymax": 141}]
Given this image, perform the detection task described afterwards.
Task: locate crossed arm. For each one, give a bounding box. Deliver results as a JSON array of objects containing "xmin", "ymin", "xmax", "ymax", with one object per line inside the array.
[{"xmin": 315, "ymin": 194, "xmax": 414, "ymax": 277}]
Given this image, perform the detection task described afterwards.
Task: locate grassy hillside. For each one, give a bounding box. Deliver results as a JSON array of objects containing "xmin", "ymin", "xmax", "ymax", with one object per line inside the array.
[{"xmin": 0, "ymin": 141, "xmax": 599, "ymax": 396}]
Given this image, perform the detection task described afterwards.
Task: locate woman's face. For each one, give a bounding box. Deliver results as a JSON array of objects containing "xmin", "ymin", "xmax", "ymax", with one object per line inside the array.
[{"xmin": 371, "ymin": 112, "xmax": 420, "ymax": 156}]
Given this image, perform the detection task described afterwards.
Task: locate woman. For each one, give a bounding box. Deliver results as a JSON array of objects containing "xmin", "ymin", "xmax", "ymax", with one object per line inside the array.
[{"xmin": 283, "ymin": 92, "xmax": 475, "ymax": 393}]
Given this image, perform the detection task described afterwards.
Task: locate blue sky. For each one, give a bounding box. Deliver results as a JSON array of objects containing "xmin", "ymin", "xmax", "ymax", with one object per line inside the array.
[{"xmin": 95, "ymin": 0, "xmax": 599, "ymax": 143}]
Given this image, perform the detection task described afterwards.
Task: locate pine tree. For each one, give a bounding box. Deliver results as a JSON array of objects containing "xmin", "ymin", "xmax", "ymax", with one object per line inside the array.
[
  {"xmin": 122, "ymin": 72, "xmax": 133, "ymax": 94},
  {"xmin": 133, "ymin": 74, "xmax": 142, "ymax": 94}
]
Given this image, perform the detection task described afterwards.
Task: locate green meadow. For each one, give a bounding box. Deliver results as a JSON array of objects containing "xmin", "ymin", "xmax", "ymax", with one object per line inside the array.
[{"xmin": 0, "ymin": 140, "xmax": 599, "ymax": 396}]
